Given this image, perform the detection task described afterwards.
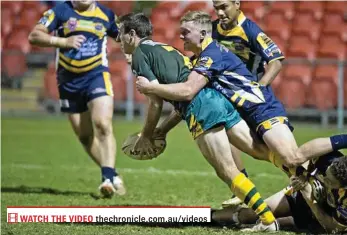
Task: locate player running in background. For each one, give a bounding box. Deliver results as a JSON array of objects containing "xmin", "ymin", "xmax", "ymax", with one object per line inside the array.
[
  {"xmin": 28, "ymin": 0, "xmax": 125, "ymax": 198},
  {"xmin": 118, "ymin": 12, "xmax": 279, "ymax": 231},
  {"xmin": 212, "ymin": 136, "xmax": 347, "ymax": 234},
  {"xmin": 211, "ymin": 0, "xmax": 285, "ymax": 206}
]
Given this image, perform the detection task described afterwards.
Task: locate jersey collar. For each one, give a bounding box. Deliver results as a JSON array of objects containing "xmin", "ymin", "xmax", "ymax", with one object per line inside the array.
[{"xmin": 201, "ymin": 37, "xmax": 214, "ymax": 51}]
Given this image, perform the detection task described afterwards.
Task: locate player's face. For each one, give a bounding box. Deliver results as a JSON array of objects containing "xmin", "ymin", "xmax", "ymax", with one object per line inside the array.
[
  {"xmin": 322, "ymin": 166, "xmax": 343, "ymax": 189},
  {"xmin": 180, "ymin": 21, "xmax": 203, "ymax": 52},
  {"xmin": 72, "ymin": 0, "xmax": 95, "ymax": 10},
  {"xmin": 213, "ymin": 0, "xmax": 240, "ymax": 27},
  {"xmin": 118, "ymin": 24, "xmax": 135, "ymax": 54}
]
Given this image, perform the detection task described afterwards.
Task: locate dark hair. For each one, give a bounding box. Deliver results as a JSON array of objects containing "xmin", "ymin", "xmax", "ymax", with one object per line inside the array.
[
  {"xmin": 330, "ymin": 157, "xmax": 347, "ymax": 187},
  {"xmin": 119, "ymin": 13, "xmax": 152, "ymax": 38}
]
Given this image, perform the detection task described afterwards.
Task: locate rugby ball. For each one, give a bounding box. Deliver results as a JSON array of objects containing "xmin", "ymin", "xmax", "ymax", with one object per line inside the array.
[{"xmin": 121, "ymin": 132, "xmax": 166, "ymax": 160}]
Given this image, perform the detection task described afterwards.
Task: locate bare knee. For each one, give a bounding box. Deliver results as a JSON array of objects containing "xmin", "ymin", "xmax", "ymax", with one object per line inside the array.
[{"xmin": 93, "ymin": 118, "xmax": 113, "ymax": 138}]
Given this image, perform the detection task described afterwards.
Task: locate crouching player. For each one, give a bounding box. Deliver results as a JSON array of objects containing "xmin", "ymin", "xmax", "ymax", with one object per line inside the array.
[
  {"xmin": 212, "ymin": 136, "xmax": 347, "ymax": 234},
  {"xmin": 28, "ymin": 0, "xmax": 125, "ymax": 197},
  {"xmin": 118, "ymin": 12, "xmax": 279, "ymax": 231}
]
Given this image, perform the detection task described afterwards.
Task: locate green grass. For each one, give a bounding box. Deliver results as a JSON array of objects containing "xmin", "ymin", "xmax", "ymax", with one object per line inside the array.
[{"xmin": 1, "ymin": 118, "xmax": 344, "ymax": 235}]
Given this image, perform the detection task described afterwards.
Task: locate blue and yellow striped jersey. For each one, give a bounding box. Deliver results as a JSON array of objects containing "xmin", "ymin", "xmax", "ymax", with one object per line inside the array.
[
  {"xmin": 193, "ymin": 38, "xmax": 267, "ymax": 109},
  {"xmin": 38, "ymin": 1, "xmax": 118, "ymax": 82},
  {"xmin": 309, "ymin": 152, "xmax": 347, "ymax": 228},
  {"xmin": 212, "ymin": 11, "xmax": 284, "ymax": 81}
]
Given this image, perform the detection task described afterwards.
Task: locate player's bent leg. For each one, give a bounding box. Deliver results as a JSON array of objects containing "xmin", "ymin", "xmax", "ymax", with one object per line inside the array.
[
  {"xmin": 88, "ymin": 95, "xmax": 126, "ymax": 197},
  {"xmin": 68, "ymin": 111, "xmax": 102, "ymax": 166},
  {"xmin": 262, "ymin": 124, "xmax": 299, "ymax": 173},
  {"xmin": 195, "ymin": 126, "xmax": 278, "ymax": 229},
  {"xmin": 227, "ymin": 120, "xmax": 270, "ymax": 162},
  {"xmin": 214, "ymin": 189, "xmax": 292, "ymax": 225}
]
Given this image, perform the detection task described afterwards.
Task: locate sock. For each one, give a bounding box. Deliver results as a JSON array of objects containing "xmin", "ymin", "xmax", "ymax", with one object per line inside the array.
[
  {"xmin": 241, "ymin": 169, "xmax": 249, "ymax": 178},
  {"xmin": 101, "ymin": 167, "xmax": 116, "ymax": 182},
  {"xmin": 231, "ymin": 173, "xmax": 275, "ymax": 225},
  {"xmin": 330, "ymin": 134, "xmax": 347, "ymax": 151}
]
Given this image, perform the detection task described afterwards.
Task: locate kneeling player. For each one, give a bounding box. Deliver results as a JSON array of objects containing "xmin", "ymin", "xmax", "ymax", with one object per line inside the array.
[
  {"xmin": 212, "ymin": 136, "xmax": 347, "ymax": 233},
  {"xmin": 118, "ymin": 12, "xmax": 278, "ymax": 231}
]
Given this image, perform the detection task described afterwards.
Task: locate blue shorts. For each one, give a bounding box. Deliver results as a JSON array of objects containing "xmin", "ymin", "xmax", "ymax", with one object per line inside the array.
[
  {"xmin": 236, "ymin": 86, "xmax": 294, "ymax": 138},
  {"xmin": 58, "ymin": 71, "xmax": 113, "ymax": 113}
]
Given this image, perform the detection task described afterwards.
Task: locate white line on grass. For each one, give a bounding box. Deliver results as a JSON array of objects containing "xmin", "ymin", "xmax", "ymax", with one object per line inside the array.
[{"xmin": 7, "ymin": 163, "xmax": 280, "ymax": 179}]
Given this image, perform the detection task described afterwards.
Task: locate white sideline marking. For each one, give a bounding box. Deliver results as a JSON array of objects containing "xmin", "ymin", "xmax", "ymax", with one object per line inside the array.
[{"xmin": 8, "ymin": 163, "xmax": 279, "ymax": 178}]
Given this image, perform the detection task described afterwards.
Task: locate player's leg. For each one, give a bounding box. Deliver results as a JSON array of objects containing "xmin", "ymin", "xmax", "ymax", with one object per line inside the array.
[
  {"xmin": 222, "ymin": 145, "xmax": 249, "ymax": 208},
  {"xmin": 68, "ymin": 111, "xmax": 102, "ymax": 166},
  {"xmin": 87, "ymin": 72, "xmax": 125, "ymax": 197},
  {"xmin": 213, "ymin": 189, "xmax": 293, "ymax": 224},
  {"xmin": 88, "ymin": 95, "xmax": 125, "ymax": 196},
  {"xmin": 262, "ymin": 122, "xmax": 299, "ymax": 173},
  {"xmin": 195, "ymin": 126, "xmax": 278, "ymax": 229}
]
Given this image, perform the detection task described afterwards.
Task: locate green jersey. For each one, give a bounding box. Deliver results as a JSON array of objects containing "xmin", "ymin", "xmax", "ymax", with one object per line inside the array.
[
  {"xmin": 131, "ymin": 39, "xmax": 192, "ymax": 113},
  {"xmin": 131, "ymin": 39, "xmax": 241, "ymax": 139}
]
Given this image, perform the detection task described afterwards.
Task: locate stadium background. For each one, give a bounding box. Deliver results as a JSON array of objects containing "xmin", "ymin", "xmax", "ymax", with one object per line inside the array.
[{"xmin": 1, "ymin": 1, "xmax": 347, "ymax": 235}]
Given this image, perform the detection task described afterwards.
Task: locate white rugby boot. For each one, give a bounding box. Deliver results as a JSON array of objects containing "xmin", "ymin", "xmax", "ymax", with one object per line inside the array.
[
  {"xmin": 242, "ymin": 219, "xmax": 280, "ymax": 232},
  {"xmin": 99, "ymin": 176, "xmax": 126, "ymax": 198}
]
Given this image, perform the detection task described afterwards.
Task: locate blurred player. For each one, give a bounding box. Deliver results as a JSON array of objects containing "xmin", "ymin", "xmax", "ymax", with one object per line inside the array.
[
  {"xmin": 119, "ymin": 12, "xmax": 279, "ymax": 231},
  {"xmin": 212, "ymin": 136, "xmax": 347, "ymax": 234},
  {"xmin": 28, "ymin": 0, "xmax": 125, "ymax": 197},
  {"xmin": 211, "ymin": 0, "xmax": 285, "ymax": 206}
]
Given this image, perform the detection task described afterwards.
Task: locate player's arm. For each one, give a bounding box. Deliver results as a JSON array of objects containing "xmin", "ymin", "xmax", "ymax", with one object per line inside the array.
[
  {"xmin": 28, "ymin": 8, "xmax": 85, "ymax": 49},
  {"xmin": 142, "ymin": 84, "xmax": 164, "ymax": 138},
  {"xmin": 155, "ymin": 109, "xmax": 182, "ymax": 137},
  {"xmin": 293, "ymin": 134, "xmax": 347, "ymax": 166},
  {"xmin": 250, "ymin": 24, "xmax": 284, "ymax": 86},
  {"xmin": 136, "ymin": 71, "xmax": 208, "ymax": 101},
  {"xmin": 299, "ymin": 183, "xmax": 347, "ymax": 233}
]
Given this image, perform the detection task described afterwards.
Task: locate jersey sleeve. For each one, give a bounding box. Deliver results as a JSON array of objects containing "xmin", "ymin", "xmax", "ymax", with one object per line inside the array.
[
  {"xmin": 247, "ymin": 22, "xmax": 285, "ymax": 63},
  {"xmin": 192, "ymin": 50, "xmax": 223, "ymax": 82},
  {"xmin": 131, "ymin": 48, "xmax": 157, "ymax": 82},
  {"xmin": 107, "ymin": 13, "xmax": 119, "ymax": 39},
  {"xmin": 37, "ymin": 6, "xmax": 61, "ymax": 33}
]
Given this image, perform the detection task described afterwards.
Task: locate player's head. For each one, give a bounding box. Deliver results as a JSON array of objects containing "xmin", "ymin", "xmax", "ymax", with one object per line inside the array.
[
  {"xmin": 180, "ymin": 11, "xmax": 212, "ymax": 53},
  {"xmin": 118, "ymin": 13, "xmax": 153, "ymax": 54},
  {"xmin": 212, "ymin": 0, "xmax": 240, "ymax": 28},
  {"xmin": 323, "ymin": 157, "xmax": 347, "ymax": 189},
  {"xmin": 71, "ymin": 0, "xmax": 95, "ymax": 11}
]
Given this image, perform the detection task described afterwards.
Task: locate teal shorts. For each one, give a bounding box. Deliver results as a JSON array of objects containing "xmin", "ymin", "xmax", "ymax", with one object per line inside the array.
[{"xmin": 184, "ymin": 87, "xmax": 241, "ymax": 139}]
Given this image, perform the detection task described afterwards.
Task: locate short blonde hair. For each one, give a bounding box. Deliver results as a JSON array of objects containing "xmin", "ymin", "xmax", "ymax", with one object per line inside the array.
[{"xmin": 180, "ymin": 11, "xmax": 212, "ymax": 33}]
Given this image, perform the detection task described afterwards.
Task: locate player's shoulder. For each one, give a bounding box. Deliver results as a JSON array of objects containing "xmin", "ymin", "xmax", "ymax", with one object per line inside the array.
[
  {"xmin": 51, "ymin": 1, "xmax": 72, "ymax": 13},
  {"xmin": 240, "ymin": 15, "xmax": 264, "ymax": 37},
  {"xmin": 96, "ymin": 2, "xmax": 116, "ymax": 20}
]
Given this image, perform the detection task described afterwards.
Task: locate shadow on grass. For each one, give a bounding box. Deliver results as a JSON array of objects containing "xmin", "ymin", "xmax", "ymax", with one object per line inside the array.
[{"xmin": 1, "ymin": 185, "xmax": 90, "ymax": 196}]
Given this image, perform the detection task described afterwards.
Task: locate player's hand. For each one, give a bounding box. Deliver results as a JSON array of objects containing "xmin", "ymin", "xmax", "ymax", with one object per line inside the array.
[
  {"xmin": 290, "ymin": 175, "xmax": 308, "ymax": 192},
  {"xmin": 136, "ymin": 76, "xmax": 151, "ymax": 94},
  {"xmin": 65, "ymin": 35, "xmax": 86, "ymax": 49},
  {"xmin": 152, "ymin": 128, "xmax": 166, "ymax": 139},
  {"xmin": 132, "ymin": 135, "xmax": 158, "ymax": 159}
]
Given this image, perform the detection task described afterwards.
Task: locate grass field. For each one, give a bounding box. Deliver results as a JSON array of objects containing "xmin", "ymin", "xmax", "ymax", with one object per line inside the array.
[{"xmin": 1, "ymin": 117, "xmax": 345, "ymax": 235}]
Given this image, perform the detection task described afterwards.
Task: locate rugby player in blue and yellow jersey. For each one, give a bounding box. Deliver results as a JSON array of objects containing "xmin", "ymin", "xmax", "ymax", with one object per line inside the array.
[
  {"xmin": 211, "ymin": 0, "xmax": 285, "ymax": 206},
  {"xmin": 212, "ymin": 0, "xmax": 284, "ymax": 84},
  {"xmin": 28, "ymin": 0, "xmax": 125, "ymax": 198}
]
